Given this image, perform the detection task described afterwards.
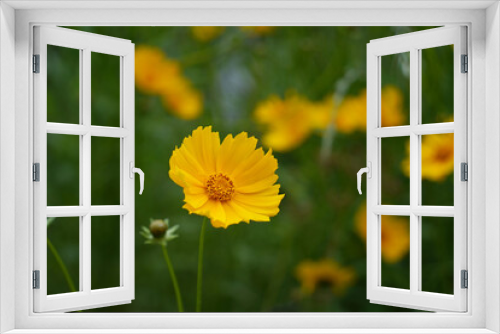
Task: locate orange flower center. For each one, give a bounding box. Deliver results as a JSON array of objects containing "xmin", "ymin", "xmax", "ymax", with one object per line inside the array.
[{"xmin": 206, "ymin": 173, "xmax": 235, "ymax": 202}]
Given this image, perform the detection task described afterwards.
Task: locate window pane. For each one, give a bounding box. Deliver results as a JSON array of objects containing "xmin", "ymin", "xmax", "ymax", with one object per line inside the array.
[
  {"xmin": 421, "ymin": 133, "xmax": 454, "ymax": 206},
  {"xmin": 421, "ymin": 46, "xmax": 454, "ymax": 124},
  {"xmin": 381, "ymin": 136, "xmax": 410, "ymax": 205},
  {"xmin": 421, "ymin": 216, "xmax": 454, "ymax": 294},
  {"xmin": 91, "ymin": 216, "xmax": 121, "ymax": 290},
  {"xmin": 381, "ymin": 52, "xmax": 409, "ymax": 127},
  {"xmin": 47, "ymin": 134, "xmax": 80, "ymax": 206},
  {"xmin": 47, "ymin": 217, "xmax": 80, "ymax": 295},
  {"xmin": 92, "ymin": 52, "xmax": 121, "ymax": 127},
  {"xmin": 380, "ymin": 215, "xmax": 410, "ymax": 290},
  {"xmin": 47, "ymin": 45, "xmax": 80, "ymax": 124},
  {"xmin": 91, "ymin": 137, "xmax": 121, "ymax": 205}
]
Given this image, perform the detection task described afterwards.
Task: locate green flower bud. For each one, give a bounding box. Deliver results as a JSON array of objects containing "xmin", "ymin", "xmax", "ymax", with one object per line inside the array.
[
  {"xmin": 149, "ymin": 219, "xmax": 168, "ymax": 238},
  {"xmin": 141, "ymin": 218, "xmax": 178, "ymax": 246}
]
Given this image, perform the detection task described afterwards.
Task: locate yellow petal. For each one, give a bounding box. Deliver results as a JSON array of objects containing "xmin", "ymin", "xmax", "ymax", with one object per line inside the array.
[
  {"xmin": 184, "ymin": 192, "xmax": 209, "ymax": 210},
  {"xmin": 184, "ymin": 186, "xmax": 206, "ymax": 195},
  {"xmin": 209, "ymin": 200, "xmax": 226, "ymax": 223},
  {"xmin": 173, "ymin": 146, "xmax": 206, "ymax": 176},
  {"xmin": 210, "ymin": 219, "xmax": 227, "ymax": 228},
  {"xmin": 228, "ymin": 200, "xmax": 271, "ymax": 222},
  {"xmin": 182, "ymin": 126, "xmax": 220, "ymax": 174},
  {"xmin": 168, "ymin": 167, "xmax": 184, "ymax": 187},
  {"xmin": 182, "ymin": 202, "xmax": 196, "ymax": 214},
  {"xmin": 210, "ymin": 202, "xmax": 244, "ymax": 228},
  {"xmin": 183, "ymin": 198, "xmax": 215, "ymax": 218},
  {"xmin": 233, "ymin": 150, "xmax": 278, "ymax": 186},
  {"xmin": 170, "ymin": 148, "xmax": 206, "ymax": 184},
  {"xmin": 233, "ymin": 192, "xmax": 284, "ymax": 209},
  {"xmin": 169, "ymin": 168, "xmax": 204, "ymax": 188},
  {"xmin": 216, "ymin": 134, "xmax": 234, "ymax": 171},
  {"xmin": 222, "ymin": 202, "xmax": 245, "ymax": 225},
  {"xmin": 230, "ymin": 147, "xmax": 266, "ymax": 178},
  {"xmin": 236, "ymin": 174, "xmax": 279, "ymax": 193},
  {"xmin": 199, "ymin": 126, "xmax": 219, "ymax": 174},
  {"xmin": 217, "ymin": 132, "xmax": 258, "ymax": 174},
  {"xmin": 233, "ymin": 200, "xmax": 281, "ymax": 217},
  {"xmin": 253, "ymin": 184, "xmax": 282, "ymax": 196}
]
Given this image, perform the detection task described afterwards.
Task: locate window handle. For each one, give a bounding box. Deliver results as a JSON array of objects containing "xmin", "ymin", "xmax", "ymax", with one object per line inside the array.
[
  {"xmin": 129, "ymin": 162, "xmax": 144, "ymax": 195},
  {"xmin": 357, "ymin": 162, "xmax": 371, "ymax": 195}
]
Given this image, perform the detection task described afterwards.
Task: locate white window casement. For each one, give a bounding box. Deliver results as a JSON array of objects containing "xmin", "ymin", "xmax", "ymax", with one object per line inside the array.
[
  {"xmin": 33, "ymin": 26, "xmax": 136, "ymax": 313},
  {"xmin": 365, "ymin": 26, "xmax": 468, "ymax": 312},
  {"xmin": 1, "ymin": 1, "xmax": 500, "ymax": 334}
]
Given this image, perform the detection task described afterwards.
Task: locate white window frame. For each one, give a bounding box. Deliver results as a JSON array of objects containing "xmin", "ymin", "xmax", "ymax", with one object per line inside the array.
[{"xmin": 1, "ymin": 1, "xmax": 499, "ymax": 333}]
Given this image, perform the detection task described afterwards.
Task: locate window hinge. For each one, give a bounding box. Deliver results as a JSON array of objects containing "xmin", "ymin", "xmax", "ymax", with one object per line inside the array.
[
  {"xmin": 33, "ymin": 163, "xmax": 40, "ymax": 182},
  {"xmin": 33, "ymin": 54, "xmax": 40, "ymax": 73},
  {"xmin": 461, "ymin": 54, "xmax": 468, "ymax": 73},
  {"xmin": 461, "ymin": 162, "xmax": 468, "ymax": 181},
  {"xmin": 33, "ymin": 270, "xmax": 40, "ymax": 289},
  {"xmin": 461, "ymin": 270, "xmax": 468, "ymax": 289}
]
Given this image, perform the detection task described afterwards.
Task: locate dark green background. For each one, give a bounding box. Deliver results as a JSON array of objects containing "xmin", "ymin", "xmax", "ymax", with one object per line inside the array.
[{"xmin": 45, "ymin": 26, "xmax": 454, "ymax": 312}]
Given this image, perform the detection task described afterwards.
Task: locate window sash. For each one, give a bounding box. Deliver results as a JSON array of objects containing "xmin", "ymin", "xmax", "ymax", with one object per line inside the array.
[
  {"xmin": 366, "ymin": 26, "xmax": 468, "ymax": 312},
  {"xmin": 33, "ymin": 25, "xmax": 136, "ymax": 313}
]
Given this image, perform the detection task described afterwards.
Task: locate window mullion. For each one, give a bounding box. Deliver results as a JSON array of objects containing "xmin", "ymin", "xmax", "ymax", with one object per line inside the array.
[
  {"xmin": 78, "ymin": 49, "xmax": 84, "ymax": 293},
  {"xmin": 409, "ymin": 47, "xmax": 420, "ymax": 294},
  {"xmin": 81, "ymin": 47, "xmax": 92, "ymax": 294}
]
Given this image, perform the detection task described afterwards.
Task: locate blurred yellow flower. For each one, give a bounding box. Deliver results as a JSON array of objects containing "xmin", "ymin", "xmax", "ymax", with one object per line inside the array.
[
  {"xmin": 381, "ymin": 85, "xmax": 405, "ymax": 127},
  {"xmin": 308, "ymin": 97, "xmax": 335, "ymax": 131},
  {"xmin": 169, "ymin": 126, "xmax": 285, "ymax": 228},
  {"xmin": 334, "ymin": 85, "xmax": 405, "ymax": 133},
  {"xmin": 191, "ymin": 26, "xmax": 225, "ymax": 42},
  {"xmin": 401, "ymin": 133, "xmax": 454, "ymax": 182},
  {"xmin": 135, "ymin": 45, "xmax": 203, "ymax": 120},
  {"xmin": 355, "ymin": 205, "xmax": 410, "ymax": 264},
  {"xmin": 295, "ymin": 259, "xmax": 356, "ymax": 295},
  {"xmin": 240, "ymin": 26, "xmax": 275, "ymax": 35},
  {"xmin": 334, "ymin": 90, "xmax": 366, "ymax": 134},
  {"xmin": 254, "ymin": 93, "xmax": 333, "ymax": 152},
  {"xmin": 135, "ymin": 46, "xmax": 181, "ymax": 95},
  {"xmin": 160, "ymin": 76, "xmax": 203, "ymax": 120}
]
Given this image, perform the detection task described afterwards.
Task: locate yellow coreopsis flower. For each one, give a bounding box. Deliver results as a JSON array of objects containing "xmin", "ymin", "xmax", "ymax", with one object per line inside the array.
[
  {"xmin": 401, "ymin": 133, "xmax": 454, "ymax": 182},
  {"xmin": 191, "ymin": 26, "xmax": 225, "ymax": 42},
  {"xmin": 334, "ymin": 85, "xmax": 405, "ymax": 133},
  {"xmin": 295, "ymin": 259, "xmax": 356, "ymax": 295},
  {"xmin": 240, "ymin": 26, "xmax": 275, "ymax": 35},
  {"xmin": 254, "ymin": 93, "xmax": 333, "ymax": 152},
  {"xmin": 355, "ymin": 204, "xmax": 410, "ymax": 264},
  {"xmin": 169, "ymin": 126, "xmax": 285, "ymax": 228}
]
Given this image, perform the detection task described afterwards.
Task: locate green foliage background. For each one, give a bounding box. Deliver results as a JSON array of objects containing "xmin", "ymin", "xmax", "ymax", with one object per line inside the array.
[{"xmin": 45, "ymin": 26, "xmax": 454, "ymax": 312}]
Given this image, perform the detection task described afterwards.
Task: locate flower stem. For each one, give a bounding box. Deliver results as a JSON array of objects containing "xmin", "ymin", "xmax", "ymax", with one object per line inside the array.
[
  {"xmin": 196, "ymin": 217, "xmax": 207, "ymax": 312},
  {"xmin": 161, "ymin": 244, "xmax": 184, "ymax": 312},
  {"xmin": 47, "ymin": 238, "xmax": 76, "ymax": 292}
]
